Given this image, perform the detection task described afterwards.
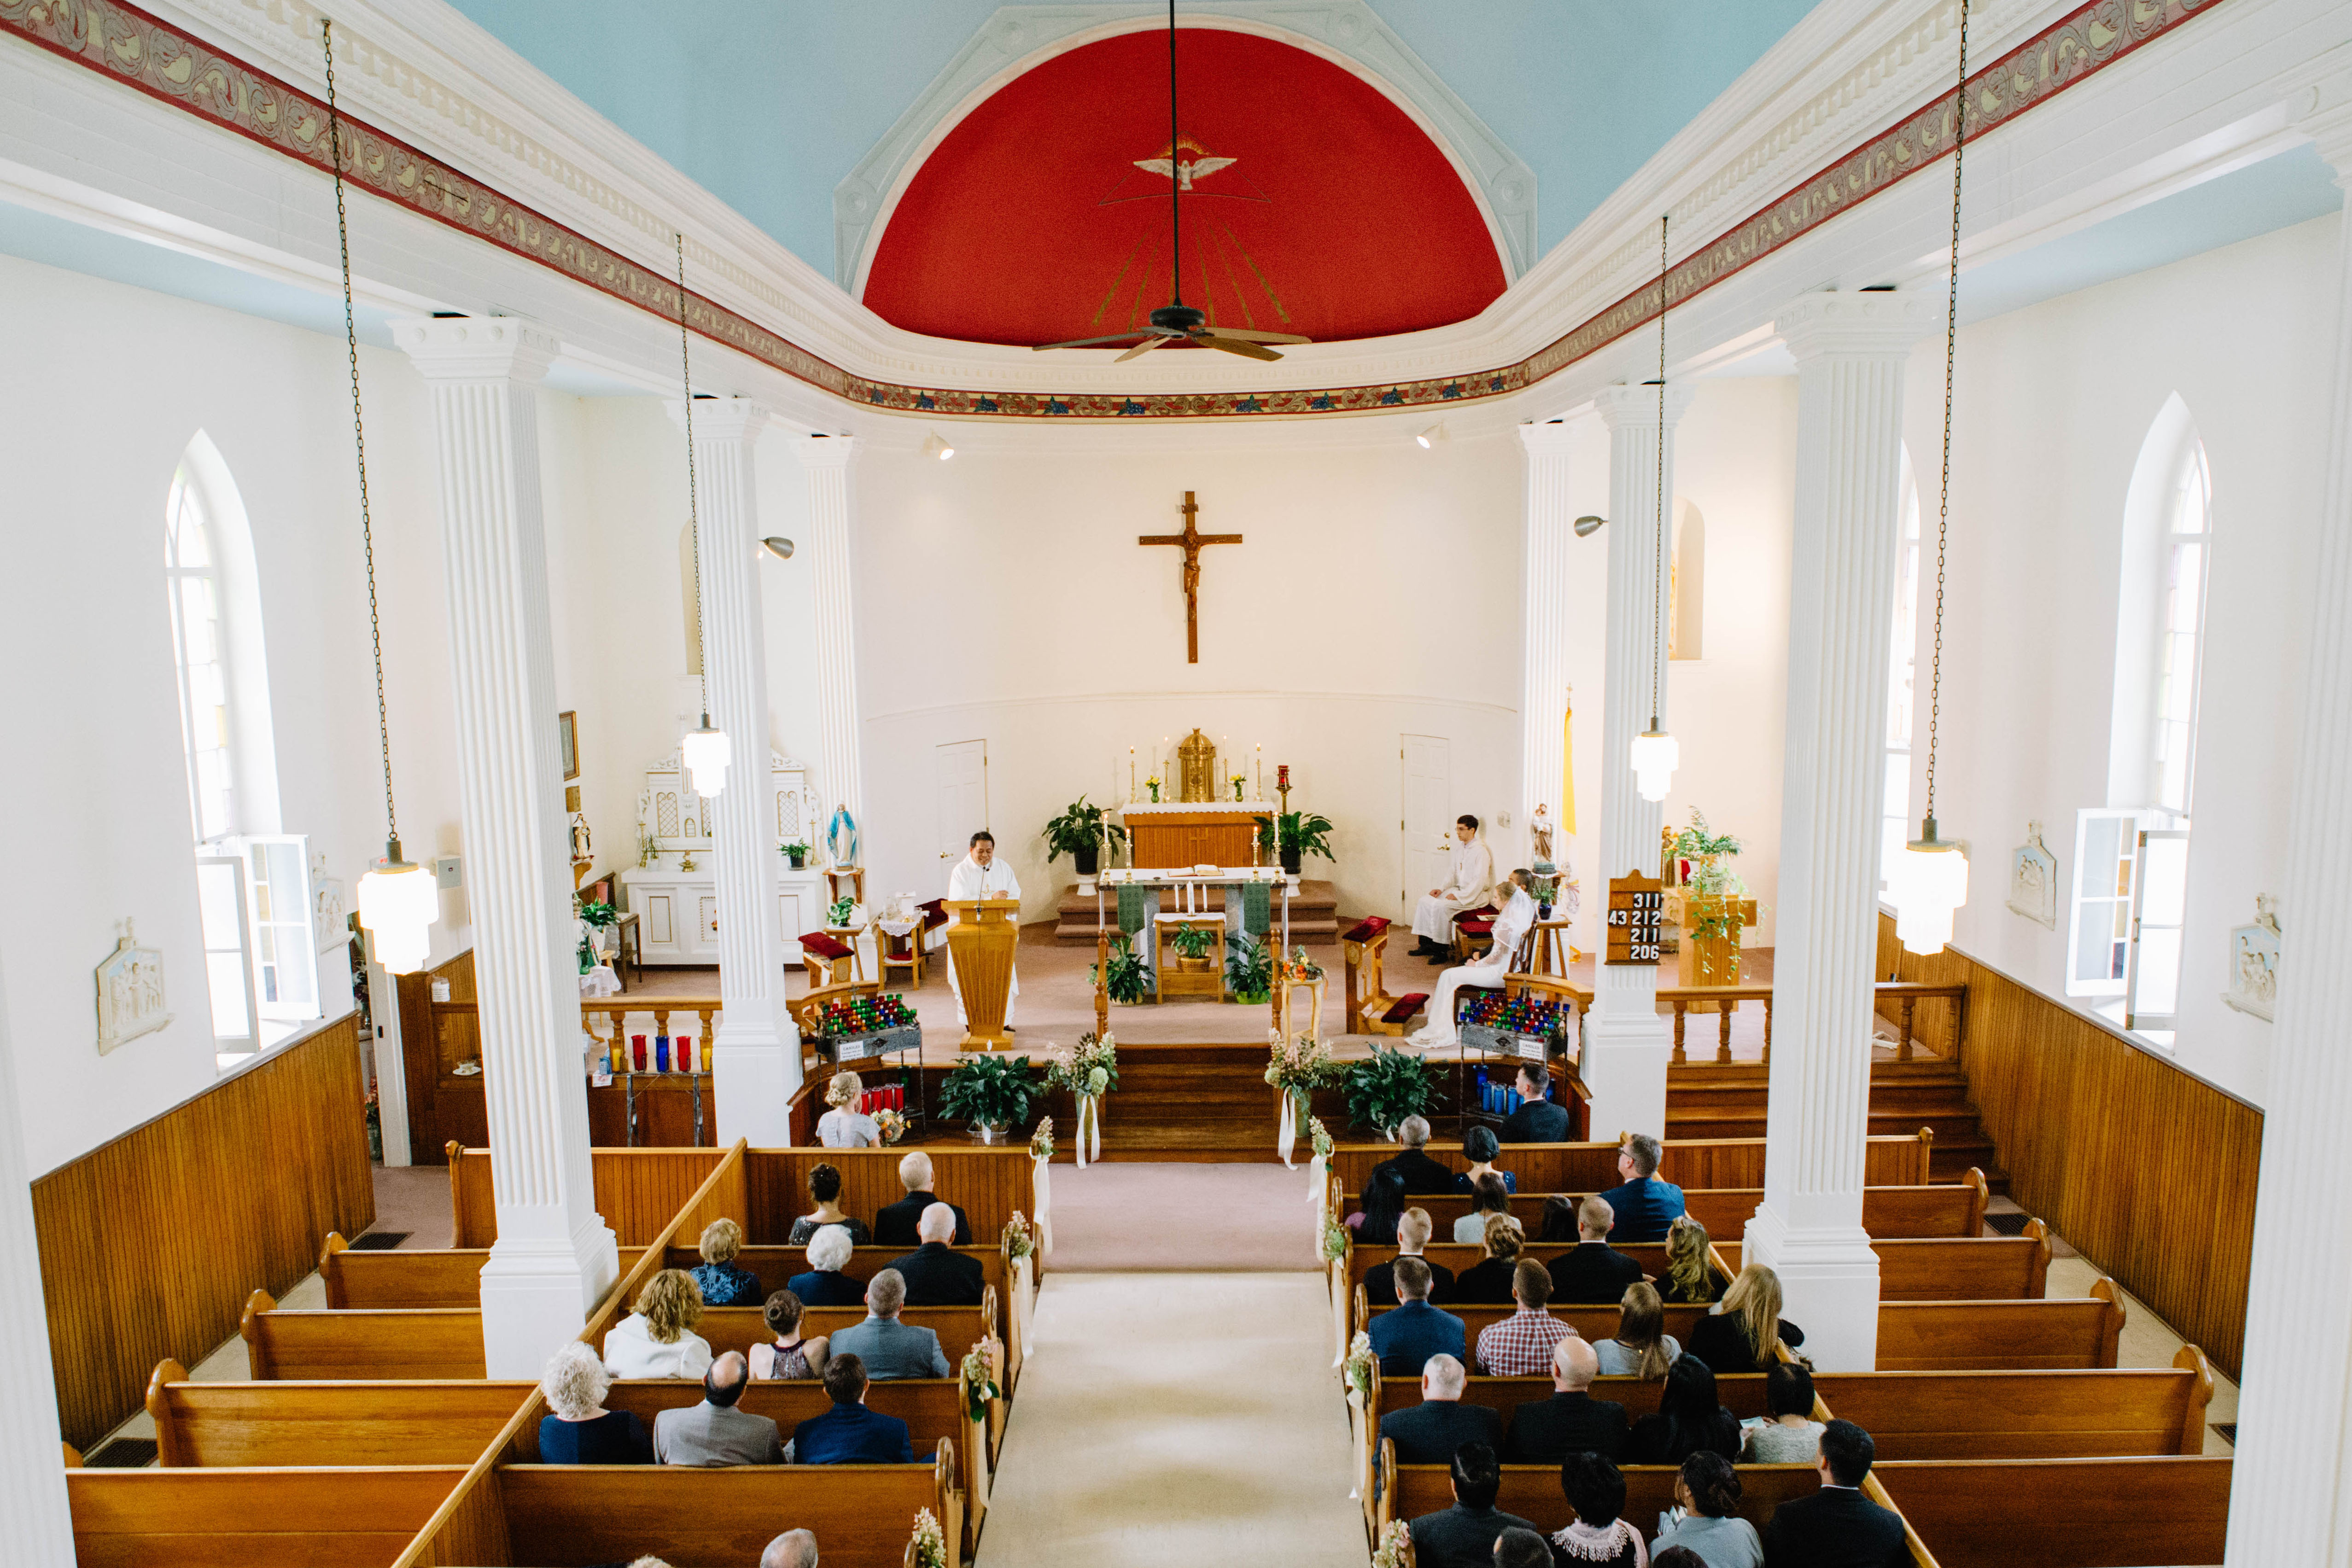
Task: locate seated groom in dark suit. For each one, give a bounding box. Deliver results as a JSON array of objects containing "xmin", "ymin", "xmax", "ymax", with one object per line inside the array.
[
  {"xmin": 1373, "ymin": 1116, "xmax": 1458, "ymax": 1195},
  {"xmin": 1761, "ymin": 1419, "xmax": 1910, "ymax": 1568},
  {"xmin": 1504, "ymin": 1335, "xmax": 1628, "ymax": 1463},
  {"xmin": 874, "ymin": 1151, "xmax": 973, "ymax": 1247},
  {"xmin": 1592, "ymin": 1132, "xmax": 1688, "ymax": 1243},
  {"xmin": 888, "ymin": 1202, "xmax": 985, "ymax": 1306},
  {"xmin": 1498, "ymin": 1063, "xmax": 1571, "ymax": 1144},
  {"xmin": 1366, "ymin": 1257, "xmax": 1466, "ymax": 1377},
  {"xmin": 1545, "ymin": 1195, "xmax": 1646, "ymax": 1304},
  {"xmin": 1363, "ymin": 1207, "xmax": 1455, "ymax": 1306},
  {"xmin": 1377, "ymin": 1353, "xmax": 1500, "ymax": 1467},
  {"xmin": 791, "ymin": 1354, "xmax": 918, "ymax": 1465},
  {"xmin": 1407, "ymin": 1442, "xmax": 1541, "ymax": 1568}
]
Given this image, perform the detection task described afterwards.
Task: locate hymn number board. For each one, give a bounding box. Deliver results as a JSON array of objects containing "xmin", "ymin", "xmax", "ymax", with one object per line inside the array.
[{"xmin": 1606, "ymin": 873, "xmax": 1665, "ymax": 965}]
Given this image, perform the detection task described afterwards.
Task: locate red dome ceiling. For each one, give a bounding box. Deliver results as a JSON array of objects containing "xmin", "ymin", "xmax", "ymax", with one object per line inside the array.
[{"xmin": 861, "ymin": 28, "xmax": 1507, "ymax": 349}]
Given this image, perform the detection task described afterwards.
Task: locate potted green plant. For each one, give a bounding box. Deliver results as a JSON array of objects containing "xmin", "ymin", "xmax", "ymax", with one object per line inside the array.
[
  {"xmin": 1254, "ymin": 810, "xmax": 1336, "ymax": 876},
  {"xmin": 577, "ymin": 897, "xmax": 618, "ymax": 956},
  {"xmin": 781, "ymin": 840, "xmax": 811, "ymax": 869},
  {"xmin": 1226, "ymin": 935, "xmax": 1273, "ymax": 1004},
  {"xmin": 1168, "ymin": 923, "xmax": 1217, "ymax": 972},
  {"xmin": 827, "ymin": 895, "xmax": 857, "ymax": 927},
  {"xmin": 1090, "ymin": 934, "xmax": 1154, "ymax": 1004},
  {"xmin": 1042, "ymin": 796, "xmax": 1129, "ymax": 877},
  {"xmin": 937, "ymin": 1054, "xmax": 1042, "ymax": 1143},
  {"xmin": 1342, "ymin": 1044, "xmax": 1436, "ymax": 1138}
]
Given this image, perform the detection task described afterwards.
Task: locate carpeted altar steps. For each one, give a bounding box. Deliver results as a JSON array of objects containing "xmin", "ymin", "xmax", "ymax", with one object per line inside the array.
[{"xmin": 1050, "ymin": 878, "xmax": 1340, "ymax": 945}]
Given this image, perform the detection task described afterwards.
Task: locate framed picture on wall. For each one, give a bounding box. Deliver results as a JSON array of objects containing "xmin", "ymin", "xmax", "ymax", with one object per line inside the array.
[
  {"xmin": 2223, "ymin": 895, "xmax": 2280, "ymax": 1022},
  {"xmin": 559, "ymin": 710, "xmax": 579, "ymax": 781},
  {"xmin": 2006, "ymin": 822, "xmax": 2058, "ymax": 930}
]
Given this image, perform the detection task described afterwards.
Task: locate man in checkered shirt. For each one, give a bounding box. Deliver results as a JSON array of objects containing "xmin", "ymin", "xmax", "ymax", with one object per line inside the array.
[{"xmin": 1475, "ymin": 1259, "xmax": 1577, "ymax": 1376}]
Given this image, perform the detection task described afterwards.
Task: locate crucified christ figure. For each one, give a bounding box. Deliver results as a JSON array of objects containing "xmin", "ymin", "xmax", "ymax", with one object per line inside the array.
[{"xmin": 1138, "ymin": 490, "xmax": 1242, "ymax": 663}]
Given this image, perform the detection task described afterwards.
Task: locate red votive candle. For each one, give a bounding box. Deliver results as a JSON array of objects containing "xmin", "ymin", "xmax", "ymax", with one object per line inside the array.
[{"xmin": 631, "ymin": 1034, "xmax": 647, "ymax": 1072}]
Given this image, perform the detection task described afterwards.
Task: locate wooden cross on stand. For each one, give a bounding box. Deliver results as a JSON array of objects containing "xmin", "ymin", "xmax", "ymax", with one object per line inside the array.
[{"xmin": 1138, "ymin": 490, "xmax": 1241, "ymax": 663}]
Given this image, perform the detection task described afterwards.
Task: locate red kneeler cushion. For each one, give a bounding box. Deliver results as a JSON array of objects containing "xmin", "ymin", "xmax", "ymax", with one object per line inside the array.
[
  {"xmin": 1457, "ymin": 919, "xmax": 1495, "ymax": 938},
  {"xmin": 800, "ymin": 932, "xmax": 852, "ymax": 960},
  {"xmin": 1344, "ymin": 916, "xmax": 1393, "ymax": 944},
  {"xmin": 1382, "ymin": 993, "xmax": 1430, "ymax": 1024},
  {"xmin": 918, "ymin": 899, "xmax": 948, "ymax": 932}
]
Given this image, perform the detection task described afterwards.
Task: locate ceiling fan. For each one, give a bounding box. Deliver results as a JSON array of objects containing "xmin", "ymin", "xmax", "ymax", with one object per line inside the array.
[{"xmin": 1033, "ymin": 0, "xmax": 1311, "ymax": 364}]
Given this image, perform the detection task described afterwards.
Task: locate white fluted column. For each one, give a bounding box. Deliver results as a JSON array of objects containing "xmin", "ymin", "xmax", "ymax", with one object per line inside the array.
[
  {"xmin": 394, "ymin": 316, "xmax": 617, "ymax": 1377},
  {"xmin": 672, "ymin": 399, "xmax": 798, "ymax": 1138},
  {"xmin": 0, "ymin": 953, "xmax": 73, "ymax": 1558},
  {"xmin": 797, "ymin": 436, "xmax": 864, "ymax": 844},
  {"xmin": 1743, "ymin": 293, "xmax": 1932, "ymax": 1371},
  {"xmin": 1582, "ymin": 382, "xmax": 1695, "ymax": 1139},
  {"xmin": 2226, "ymin": 93, "xmax": 2352, "ymax": 1566},
  {"xmin": 1519, "ymin": 422, "xmax": 1579, "ymax": 866}
]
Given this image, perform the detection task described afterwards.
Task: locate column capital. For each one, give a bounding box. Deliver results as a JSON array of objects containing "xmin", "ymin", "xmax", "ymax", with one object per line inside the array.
[
  {"xmin": 2292, "ymin": 70, "xmax": 2352, "ymax": 184},
  {"xmin": 1517, "ymin": 419, "xmax": 1581, "ymax": 456},
  {"xmin": 667, "ymin": 397, "xmax": 771, "ymax": 444},
  {"xmin": 1774, "ymin": 291, "xmax": 1937, "ymax": 362},
  {"xmin": 795, "ymin": 432, "xmax": 860, "ymax": 470},
  {"xmin": 390, "ymin": 316, "xmax": 558, "ymax": 385},
  {"xmin": 1593, "ymin": 380, "xmax": 1698, "ymax": 430}
]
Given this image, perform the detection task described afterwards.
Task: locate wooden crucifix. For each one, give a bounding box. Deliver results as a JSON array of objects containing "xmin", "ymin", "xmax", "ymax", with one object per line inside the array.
[{"xmin": 1138, "ymin": 490, "xmax": 1242, "ymax": 663}]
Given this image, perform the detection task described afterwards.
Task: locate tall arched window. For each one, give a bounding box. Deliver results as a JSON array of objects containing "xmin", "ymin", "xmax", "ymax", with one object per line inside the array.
[
  {"xmin": 165, "ymin": 466, "xmax": 237, "ymax": 844},
  {"xmin": 1880, "ymin": 448, "xmax": 1923, "ymax": 892},
  {"xmin": 2153, "ymin": 437, "xmax": 2212, "ymax": 816}
]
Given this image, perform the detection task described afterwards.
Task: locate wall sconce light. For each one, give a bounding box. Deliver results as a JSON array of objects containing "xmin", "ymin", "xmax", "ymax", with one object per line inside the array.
[
  {"xmin": 923, "ymin": 431, "xmax": 956, "ymax": 461},
  {"xmin": 1415, "ymin": 422, "xmax": 1448, "ymax": 449},
  {"xmin": 1573, "ymin": 515, "xmax": 1606, "ymax": 537},
  {"xmin": 759, "ymin": 536, "xmax": 795, "ymax": 561}
]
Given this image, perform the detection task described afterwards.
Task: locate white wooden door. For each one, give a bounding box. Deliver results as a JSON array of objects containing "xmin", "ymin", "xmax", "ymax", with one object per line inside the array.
[
  {"xmin": 1401, "ymin": 734, "xmax": 1451, "ymax": 916},
  {"xmin": 936, "ymin": 740, "xmax": 989, "ymax": 869}
]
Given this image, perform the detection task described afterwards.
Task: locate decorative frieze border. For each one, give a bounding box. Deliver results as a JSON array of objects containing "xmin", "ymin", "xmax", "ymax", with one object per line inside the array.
[{"xmin": 2, "ymin": 0, "xmax": 2232, "ymax": 419}]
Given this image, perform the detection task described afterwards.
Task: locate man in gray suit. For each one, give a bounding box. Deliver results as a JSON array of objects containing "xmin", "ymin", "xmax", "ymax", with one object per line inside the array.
[
  {"xmin": 826, "ymin": 1268, "xmax": 951, "ymax": 1379},
  {"xmin": 652, "ymin": 1352, "xmax": 784, "ymax": 1465}
]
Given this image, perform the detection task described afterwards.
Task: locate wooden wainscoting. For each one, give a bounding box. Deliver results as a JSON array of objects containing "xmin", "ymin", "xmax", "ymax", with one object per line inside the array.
[
  {"xmin": 1877, "ymin": 911, "xmax": 2260, "ymax": 1376},
  {"xmin": 33, "ymin": 1014, "xmax": 375, "ymax": 1449}
]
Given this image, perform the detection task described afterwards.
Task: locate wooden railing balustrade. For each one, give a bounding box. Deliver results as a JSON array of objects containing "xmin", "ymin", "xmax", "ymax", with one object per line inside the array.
[{"xmin": 1536, "ymin": 978, "xmax": 1967, "ymax": 1066}]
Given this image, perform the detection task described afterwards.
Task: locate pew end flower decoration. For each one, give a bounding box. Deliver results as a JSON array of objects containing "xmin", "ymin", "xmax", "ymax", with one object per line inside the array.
[
  {"xmin": 910, "ymin": 1508, "xmax": 950, "ymax": 1568},
  {"xmin": 1029, "ymin": 1117, "xmax": 1055, "ymax": 1161},
  {"xmin": 1320, "ymin": 1213, "xmax": 1350, "ymax": 1266},
  {"xmin": 1371, "ymin": 1519, "xmax": 1412, "ymax": 1568},
  {"xmin": 1308, "ymin": 1115, "xmax": 1334, "ymax": 1160},
  {"xmin": 1001, "ymin": 1211, "xmax": 1034, "ymax": 1263},
  {"xmin": 959, "ymin": 1341, "xmax": 1000, "ymax": 1423},
  {"xmin": 1343, "ymin": 1330, "xmax": 1376, "ymax": 1402},
  {"xmin": 1265, "ymin": 1029, "xmax": 1343, "ymax": 1100},
  {"xmin": 1045, "ymin": 1032, "xmax": 1119, "ymax": 1098}
]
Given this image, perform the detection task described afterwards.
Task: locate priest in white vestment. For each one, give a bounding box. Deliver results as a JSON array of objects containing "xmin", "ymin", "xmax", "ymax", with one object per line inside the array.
[
  {"xmin": 1411, "ymin": 873, "xmax": 1536, "ymax": 1048},
  {"xmin": 946, "ymin": 830, "xmax": 1021, "ymax": 1027},
  {"xmin": 1411, "ymin": 816, "xmax": 1497, "ymax": 958}
]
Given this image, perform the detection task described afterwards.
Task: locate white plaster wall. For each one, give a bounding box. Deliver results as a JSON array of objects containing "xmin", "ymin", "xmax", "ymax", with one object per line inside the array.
[{"xmin": 1901, "ymin": 214, "xmax": 2339, "ymax": 1109}]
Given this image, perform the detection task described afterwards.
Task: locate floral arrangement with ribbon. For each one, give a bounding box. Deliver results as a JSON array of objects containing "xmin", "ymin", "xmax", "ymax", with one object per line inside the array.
[
  {"xmin": 910, "ymin": 1509, "xmax": 950, "ymax": 1568},
  {"xmin": 1001, "ymin": 1211, "xmax": 1033, "ymax": 1264},
  {"xmin": 1266, "ymin": 1031, "xmax": 1342, "ymax": 1167},
  {"xmin": 959, "ymin": 1341, "xmax": 1000, "ymax": 1424},
  {"xmin": 1370, "ymin": 1520, "xmax": 1412, "ymax": 1568},
  {"xmin": 1029, "ymin": 1117, "xmax": 1054, "ymax": 1259},
  {"xmin": 1045, "ymin": 1032, "xmax": 1116, "ymax": 1167},
  {"xmin": 1320, "ymin": 1213, "xmax": 1350, "ymax": 1266},
  {"xmin": 1344, "ymin": 1330, "xmax": 1376, "ymax": 1404},
  {"xmin": 1307, "ymin": 1113, "xmax": 1335, "ymax": 1237},
  {"xmin": 1030, "ymin": 1116, "xmax": 1055, "ymax": 1161}
]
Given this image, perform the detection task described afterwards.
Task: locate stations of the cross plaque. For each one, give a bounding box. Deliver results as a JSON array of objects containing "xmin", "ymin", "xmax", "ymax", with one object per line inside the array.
[
  {"xmin": 1138, "ymin": 490, "xmax": 1241, "ymax": 663},
  {"xmin": 1605, "ymin": 872, "xmax": 1665, "ymax": 965}
]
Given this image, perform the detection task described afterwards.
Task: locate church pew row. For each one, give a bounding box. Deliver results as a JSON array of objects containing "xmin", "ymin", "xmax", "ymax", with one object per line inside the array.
[
  {"xmin": 1358, "ymin": 1277, "xmax": 2126, "ymax": 1372},
  {"xmin": 1402, "ymin": 1169, "xmax": 1987, "ymax": 1237},
  {"xmin": 1375, "ymin": 1447, "xmax": 2229, "ymax": 1568},
  {"xmin": 1330, "ymin": 1128, "xmax": 1935, "ymax": 1198},
  {"xmin": 448, "ymin": 1141, "xmax": 743, "ymax": 1249},
  {"xmin": 67, "ymin": 1464, "xmax": 473, "ymax": 1568},
  {"xmin": 1346, "ymin": 1224, "xmax": 2049, "ymax": 1302}
]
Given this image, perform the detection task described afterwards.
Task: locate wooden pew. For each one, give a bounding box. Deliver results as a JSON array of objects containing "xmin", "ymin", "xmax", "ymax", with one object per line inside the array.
[
  {"xmin": 1378, "ymin": 1448, "xmax": 1822, "ymax": 1540},
  {"xmin": 1403, "ymin": 1170, "xmax": 1986, "ymax": 1238},
  {"xmin": 68, "ymin": 1464, "xmax": 471, "ymax": 1567},
  {"xmin": 147, "ymin": 1361, "xmax": 521, "ymax": 1466},
  {"xmin": 743, "ymin": 1146, "xmax": 1037, "ymax": 1251},
  {"xmin": 1332, "ymin": 1128, "xmax": 1934, "ymax": 1198},
  {"xmin": 1873, "ymin": 1455, "xmax": 2232, "ymax": 1568},
  {"xmin": 449, "ymin": 1141, "xmax": 746, "ymax": 1249},
  {"xmin": 692, "ymin": 1302, "xmax": 995, "ymax": 1369},
  {"xmin": 240, "ymin": 1291, "xmax": 488, "ymax": 1381},
  {"xmin": 320, "ymin": 1233, "xmax": 487, "ymax": 1309}
]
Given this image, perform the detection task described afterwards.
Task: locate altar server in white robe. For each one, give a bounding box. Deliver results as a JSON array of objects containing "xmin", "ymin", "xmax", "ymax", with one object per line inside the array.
[
  {"xmin": 1411, "ymin": 815, "xmax": 1497, "ymax": 959},
  {"xmin": 1411, "ymin": 872, "xmax": 1536, "ymax": 1048},
  {"xmin": 946, "ymin": 830, "xmax": 1021, "ymax": 1027}
]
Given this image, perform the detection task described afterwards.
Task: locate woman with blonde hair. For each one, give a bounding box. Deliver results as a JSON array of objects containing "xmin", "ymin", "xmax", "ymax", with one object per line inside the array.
[
  {"xmin": 601, "ymin": 1268, "xmax": 713, "ymax": 1379},
  {"xmin": 689, "ymin": 1218, "xmax": 763, "ymax": 1307},
  {"xmin": 1595, "ymin": 1281, "xmax": 1681, "ymax": 1379},
  {"xmin": 1453, "ymin": 1211, "xmax": 1527, "ymax": 1303},
  {"xmin": 536, "ymin": 1341, "xmax": 652, "ymax": 1463},
  {"xmin": 1687, "ymin": 1263, "xmax": 1806, "ymax": 1375},
  {"xmin": 1657, "ymin": 1215, "xmax": 1717, "ymax": 1304},
  {"xmin": 817, "ymin": 1070, "xmax": 882, "ymax": 1148},
  {"xmin": 748, "ymin": 1289, "xmax": 829, "ymax": 1379},
  {"xmin": 786, "ymin": 1161, "xmax": 871, "ymax": 1245}
]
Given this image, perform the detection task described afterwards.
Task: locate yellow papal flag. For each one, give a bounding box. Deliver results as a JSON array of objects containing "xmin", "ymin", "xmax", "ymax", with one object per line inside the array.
[{"xmin": 1560, "ymin": 689, "xmax": 1577, "ymax": 836}]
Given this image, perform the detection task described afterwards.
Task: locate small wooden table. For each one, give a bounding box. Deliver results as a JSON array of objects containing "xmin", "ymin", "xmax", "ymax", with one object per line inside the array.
[{"xmin": 609, "ymin": 912, "xmax": 642, "ymax": 992}]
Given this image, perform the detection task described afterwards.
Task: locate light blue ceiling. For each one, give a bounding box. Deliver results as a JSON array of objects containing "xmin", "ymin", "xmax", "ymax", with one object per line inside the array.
[{"xmin": 441, "ymin": 0, "xmax": 1819, "ymax": 286}]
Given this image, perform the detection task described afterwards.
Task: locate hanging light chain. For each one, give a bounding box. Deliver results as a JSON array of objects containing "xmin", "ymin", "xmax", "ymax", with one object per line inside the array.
[
  {"xmin": 676, "ymin": 232, "xmax": 708, "ymax": 717},
  {"xmin": 1651, "ymin": 213, "xmax": 1669, "ymax": 727},
  {"xmin": 322, "ymin": 20, "xmax": 399, "ymax": 848},
  {"xmin": 1925, "ymin": 0, "xmax": 1970, "ymax": 825}
]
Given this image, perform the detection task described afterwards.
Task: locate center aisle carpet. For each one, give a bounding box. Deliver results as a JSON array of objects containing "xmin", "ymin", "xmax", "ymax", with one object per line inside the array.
[
  {"xmin": 975, "ymin": 1273, "xmax": 1369, "ymax": 1567},
  {"xmin": 1042, "ymin": 1161, "xmax": 1321, "ymax": 1272}
]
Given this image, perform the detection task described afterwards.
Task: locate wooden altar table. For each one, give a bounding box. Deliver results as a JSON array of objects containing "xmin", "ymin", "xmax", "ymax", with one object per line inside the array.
[{"xmin": 1117, "ymin": 802, "xmax": 1275, "ymax": 868}]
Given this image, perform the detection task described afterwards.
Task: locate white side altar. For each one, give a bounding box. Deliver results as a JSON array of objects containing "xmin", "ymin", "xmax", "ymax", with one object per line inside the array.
[{"xmin": 619, "ymin": 746, "xmax": 827, "ymax": 965}]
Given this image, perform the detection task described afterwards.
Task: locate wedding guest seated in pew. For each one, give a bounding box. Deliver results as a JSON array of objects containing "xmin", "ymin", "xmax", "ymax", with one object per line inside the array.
[
  {"xmin": 1409, "ymin": 1442, "xmax": 1541, "ymax": 1568},
  {"xmin": 1477, "ymin": 1259, "xmax": 1574, "ymax": 1377},
  {"xmin": 1456, "ymin": 1213, "xmax": 1530, "ymax": 1303},
  {"xmin": 1759, "ymin": 1419, "xmax": 1907, "ymax": 1568},
  {"xmin": 654, "ymin": 1352, "xmax": 784, "ymax": 1466},
  {"xmin": 792, "ymin": 1354, "xmax": 916, "ymax": 1465},
  {"xmin": 1653, "ymin": 1551, "xmax": 1707, "ymax": 1568},
  {"xmin": 761, "ymin": 1531, "xmax": 818, "ymax": 1568},
  {"xmin": 1494, "ymin": 1527, "xmax": 1552, "ymax": 1568},
  {"xmin": 1499, "ymin": 1062, "xmax": 1572, "ymax": 1145},
  {"xmin": 1740, "ymin": 1364, "xmax": 1823, "ymax": 1464},
  {"xmin": 1366, "ymin": 1208, "xmax": 1456, "ymax": 1307},
  {"xmin": 1371, "ymin": 1257, "xmax": 1466, "ymax": 1376},
  {"xmin": 605, "ymin": 1269, "xmax": 715, "ymax": 1380},
  {"xmin": 1547, "ymin": 1195, "xmax": 1644, "ymax": 1304},
  {"xmin": 1455, "ymin": 1125, "xmax": 1517, "ymax": 1195},
  {"xmin": 1652, "ymin": 1451, "xmax": 1763, "ymax": 1568},
  {"xmin": 818, "ymin": 1071, "xmax": 882, "ymax": 1149},
  {"xmin": 1375, "ymin": 1116, "xmax": 1459, "ymax": 1195},
  {"xmin": 890, "ymin": 1203, "xmax": 986, "ymax": 1306},
  {"xmin": 828, "ymin": 1268, "xmax": 950, "ymax": 1379},
  {"xmin": 691, "ymin": 1218, "xmax": 765, "ymax": 1308},
  {"xmin": 1688, "ymin": 1265, "xmax": 1803, "ymax": 1376},
  {"xmin": 1627, "ymin": 1354, "xmax": 1741, "ymax": 1466},
  {"xmin": 788, "ymin": 1226, "xmax": 868, "ymax": 1308},
  {"xmin": 788, "ymin": 1162, "xmax": 871, "ymax": 1246},
  {"xmin": 1550, "ymin": 1452, "xmax": 1646, "ymax": 1568},
  {"xmin": 1594, "ymin": 1282, "xmax": 1679, "ymax": 1379},
  {"xmin": 1657, "ymin": 1217, "xmax": 1718, "ymax": 1305},
  {"xmin": 1455, "ymin": 1174, "xmax": 1513, "ymax": 1244},
  {"xmin": 1503, "ymin": 1334, "xmax": 1626, "ymax": 1464},
  {"xmin": 1378, "ymin": 1352, "xmax": 1502, "ymax": 1466},
  {"xmin": 1535, "ymin": 1195, "xmax": 1581, "ymax": 1244},
  {"xmin": 1594, "ymin": 1133, "xmax": 1687, "ymax": 1243},
  {"xmin": 538, "ymin": 1342, "xmax": 654, "ymax": 1464},
  {"xmin": 875, "ymin": 1152, "xmax": 972, "ymax": 1247},
  {"xmin": 749, "ymin": 1290, "xmax": 829, "ymax": 1380},
  {"xmin": 1354, "ymin": 1166, "xmax": 1411, "ymax": 1246}
]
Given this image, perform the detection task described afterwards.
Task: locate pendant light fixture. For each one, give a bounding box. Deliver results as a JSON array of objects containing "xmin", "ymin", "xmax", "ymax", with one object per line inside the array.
[
  {"xmin": 1891, "ymin": 0, "xmax": 1973, "ymax": 956},
  {"xmin": 323, "ymin": 23, "xmax": 435, "ymax": 974},
  {"xmin": 1628, "ymin": 214, "xmax": 1678, "ymax": 803},
  {"xmin": 673, "ymin": 233, "xmax": 731, "ymax": 798}
]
